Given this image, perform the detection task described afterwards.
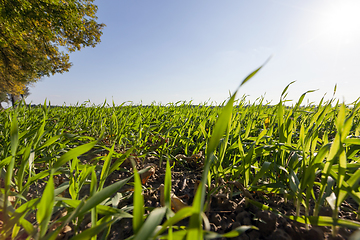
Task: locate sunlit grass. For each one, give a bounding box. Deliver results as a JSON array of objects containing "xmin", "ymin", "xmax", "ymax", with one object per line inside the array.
[{"xmin": 1, "ymin": 72, "xmax": 360, "ymax": 239}]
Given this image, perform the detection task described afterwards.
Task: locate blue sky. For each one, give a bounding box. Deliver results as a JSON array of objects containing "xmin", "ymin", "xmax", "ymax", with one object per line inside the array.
[{"xmin": 24, "ymin": 0, "xmax": 360, "ymax": 106}]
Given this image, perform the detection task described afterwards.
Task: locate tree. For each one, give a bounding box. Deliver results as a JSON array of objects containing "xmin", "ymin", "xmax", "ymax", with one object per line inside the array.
[
  {"xmin": 0, "ymin": 79, "xmax": 27, "ymax": 108},
  {"xmin": 0, "ymin": 0, "xmax": 105, "ymax": 104},
  {"xmin": 0, "ymin": 83, "xmax": 31, "ymax": 108},
  {"xmin": 9, "ymin": 85, "xmax": 31, "ymax": 107}
]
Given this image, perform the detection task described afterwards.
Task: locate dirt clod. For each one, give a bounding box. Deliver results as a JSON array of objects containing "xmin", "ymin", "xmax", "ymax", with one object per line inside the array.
[
  {"xmin": 268, "ymin": 229, "xmax": 292, "ymax": 240},
  {"xmin": 255, "ymin": 210, "xmax": 277, "ymax": 235}
]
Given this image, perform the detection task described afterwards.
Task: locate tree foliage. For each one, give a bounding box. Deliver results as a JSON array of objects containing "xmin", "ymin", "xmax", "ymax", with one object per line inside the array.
[{"xmin": 0, "ymin": 0, "xmax": 105, "ymax": 96}]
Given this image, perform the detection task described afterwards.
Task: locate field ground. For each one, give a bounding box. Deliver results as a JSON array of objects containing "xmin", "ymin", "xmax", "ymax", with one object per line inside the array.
[{"xmin": 1, "ymin": 96, "xmax": 360, "ymax": 239}]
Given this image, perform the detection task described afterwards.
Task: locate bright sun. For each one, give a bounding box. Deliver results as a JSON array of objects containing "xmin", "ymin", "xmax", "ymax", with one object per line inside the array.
[{"xmin": 317, "ymin": 1, "xmax": 360, "ymax": 44}]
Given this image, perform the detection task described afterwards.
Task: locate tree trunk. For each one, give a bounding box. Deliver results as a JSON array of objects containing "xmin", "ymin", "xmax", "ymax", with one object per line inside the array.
[
  {"xmin": 10, "ymin": 94, "xmax": 16, "ymax": 107},
  {"xmin": 20, "ymin": 93, "xmax": 26, "ymax": 106},
  {"xmin": 10, "ymin": 94, "xmax": 23, "ymax": 107}
]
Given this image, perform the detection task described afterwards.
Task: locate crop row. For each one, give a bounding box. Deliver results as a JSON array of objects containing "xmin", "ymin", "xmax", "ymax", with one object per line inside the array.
[{"xmin": 1, "ymin": 77, "xmax": 360, "ymax": 239}]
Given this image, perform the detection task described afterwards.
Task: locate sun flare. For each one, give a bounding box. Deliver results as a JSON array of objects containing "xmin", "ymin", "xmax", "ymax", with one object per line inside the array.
[{"xmin": 317, "ymin": 1, "xmax": 360, "ymax": 44}]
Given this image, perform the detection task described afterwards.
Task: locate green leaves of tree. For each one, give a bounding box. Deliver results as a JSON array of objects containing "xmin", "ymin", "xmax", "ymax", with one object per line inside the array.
[{"xmin": 0, "ymin": 0, "xmax": 105, "ymax": 95}]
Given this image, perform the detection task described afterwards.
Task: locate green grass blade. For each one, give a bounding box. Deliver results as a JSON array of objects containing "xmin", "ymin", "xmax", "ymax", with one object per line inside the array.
[
  {"xmin": 90, "ymin": 169, "xmax": 98, "ymax": 240},
  {"xmin": 344, "ymin": 138, "xmax": 360, "ymax": 145},
  {"xmin": 37, "ymin": 174, "xmax": 55, "ymax": 237},
  {"xmin": 133, "ymin": 166, "xmax": 145, "ymax": 235},
  {"xmin": 159, "ymin": 230, "xmax": 187, "ymax": 240},
  {"xmin": 77, "ymin": 170, "xmax": 141, "ymax": 216},
  {"xmin": 204, "ymin": 226, "xmax": 257, "ymax": 239},
  {"xmin": 42, "ymin": 200, "xmax": 86, "ymax": 240},
  {"xmin": 288, "ymin": 215, "xmax": 360, "ymax": 229},
  {"xmin": 164, "ymin": 160, "xmax": 172, "ymax": 211},
  {"xmin": 60, "ymin": 198, "xmax": 133, "ymax": 216},
  {"xmin": 71, "ymin": 216, "xmax": 117, "ymax": 240},
  {"xmin": 281, "ymin": 81, "xmax": 296, "ymax": 99},
  {"xmin": 0, "ymin": 156, "xmax": 12, "ymax": 169},
  {"xmin": 109, "ymin": 146, "xmax": 135, "ymax": 174},
  {"xmin": 337, "ymin": 167, "xmax": 360, "ymax": 207},
  {"xmin": 3, "ymin": 115, "xmax": 19, "ymax": 224},
  {"xmin": 153, "ymin": 206, "xmax": 195, "ymax": 238},
  {"xmin": 1, "ymin": 198, "xmax": 39, "ymax": 238},
  {"xmin": 54, "ymin": 182, "xmax": 69, "ymax": 196},
  {"xmin": 36, "ymin": 134, "xmax": 61, "ymax": 151},
  {"xmin": 188, "ymin": 60, "xmax": 269, "ymax": 240},
  {"xmin": 250, "ymin": 161, "xmax": 272, "ymax": 186},
  {"xmin": 10, "ymin": 114, "xmax": 19, "ymax": 157},
  {"xmin": 134, "ymin": 207, "xmax": 167, "ymax": 240},
  {"xmin": 248, "ymin": 198, "xmax": 360, "ymax": 229},
  {"xmin": 337, "ymin": 148, "xmax": 347, "ymax": 192},
  {"xmin": 289, "ymin": 169, "xmax": 300, "ymax": 194},
  {"xmin": 21, "ymin": 170, "xmax": 51, "ymax": 193},
  {"xmin": 294, "ymin": 90, "xmax": 317, "ymax": 111},
  {"xmin": 99, "ymin": 143, "xmax": 115, "ymax": 190},
  {"xmin": 52, "ymin": 140, "xmax": 97, "ymax": 169},
  {"xmin": 336, "ymin": 104, "xmax": 345, "ymax": 133},
  {"xmin": 239, "ymin": 56, "xmax": 271, "ymax": 87},
  {"xmin": 342, "ymin": 112, "xmax": 355, "ymax": 142},
  {"xmin": 243, "ymin": 145, "xmax": 254, "ymax": 187},
  {"xmin": 207, "ymin": 94, "xmax": 236, "ymax": 156}
]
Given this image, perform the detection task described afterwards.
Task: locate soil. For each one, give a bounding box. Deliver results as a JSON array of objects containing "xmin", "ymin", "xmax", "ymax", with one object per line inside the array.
[
  {"xmin": 4, "ymin": 149, "xmax": 360, "ymax": 240},
  {"xmin": 102, "ymin": 152, "xmax": 359, "ymax": 240}
]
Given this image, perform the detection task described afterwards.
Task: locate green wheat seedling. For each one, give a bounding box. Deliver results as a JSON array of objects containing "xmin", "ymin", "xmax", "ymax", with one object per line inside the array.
[{"xmin": 1, "ymin": 63, "xmax": 360, "ymax": 239}]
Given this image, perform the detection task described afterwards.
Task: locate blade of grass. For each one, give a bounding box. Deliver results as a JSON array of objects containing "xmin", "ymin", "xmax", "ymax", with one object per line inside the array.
[
  {"xmin": 52, "ymin": 140, "xmax": 98, "ymax": 170},
  {"xmin": 164, "ymin": 159, "xmax": 173, "ymax": 218},
  {"xmin": 90, "ymin": 169, "xmax": 98, "ymax": 240},
  {"xmin": 42, "ymin": 199, "xmax": 86, "ymax": 240},
  {"xmin": 71, "ymin": 216, "xmax": 118, "ymax": 240},
  {"xmin": 76, "ymin": 168, "xmax": 149, "ymax": 216},
  {"xmin": 153, "ymin": 206, "xmax": 195, "ymax": 238},
  {"xmin": 204, "ymin": 226, "xmax": 257, "ymax": 239},
  {"xmin": 4, "ymin": 115, "xmax": 19, "ymax": 223},
  {"xmin": 37, "ymin": 173, "xmax": 55, "ymax": 237},
  {"xmin": 99, "ymin": 143, "xmax": 116, "ymax": 190},
  {"xmin": 133, "ymin": 164, "xmax": 145, "ymax": 235},
  {"xmin": 188, "ymin": 59, "xmax": 269, "ymax": 240},
  {"xmin": 134, "ymin": 207, "xmax": 167, "ymax": 240}
]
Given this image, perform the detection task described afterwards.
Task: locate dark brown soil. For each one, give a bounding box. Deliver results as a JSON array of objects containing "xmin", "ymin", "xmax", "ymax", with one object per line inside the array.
[
  {"xmin": 4, "ymin": 149, "xmax": 359, "ymax": 240},
  {"xmin": 104, "ymin": 153, "xmax": 359, "ymax": 240}
]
